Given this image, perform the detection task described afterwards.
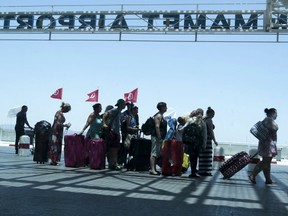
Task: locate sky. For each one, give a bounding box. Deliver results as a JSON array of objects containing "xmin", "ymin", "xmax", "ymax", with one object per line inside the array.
[{"xmin": 0, "ymin": 0, "xmax": 288, "ymax": 146}]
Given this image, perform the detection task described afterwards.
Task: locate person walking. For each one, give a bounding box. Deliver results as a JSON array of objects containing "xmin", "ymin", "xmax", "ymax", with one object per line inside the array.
[
  {"xmin": 249, "ymin": 108, "xmax": 278, "ymax": 184},
  {"xmin": 14, "ymin": 105, "xmax": 33, "ymax": 154},
  {"xmin": 50, "ymin": 102, "xmax": 71, "ymax": 165}
]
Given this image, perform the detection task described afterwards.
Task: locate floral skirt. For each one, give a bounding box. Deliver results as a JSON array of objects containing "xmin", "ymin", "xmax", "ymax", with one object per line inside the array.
[
  {"xmin": 49, "ymin": 134, "xmax": 63, "ymax": 163},
  {"xmin": 258, "ymin": 139, "xmax": 277, "ymax": 157}
]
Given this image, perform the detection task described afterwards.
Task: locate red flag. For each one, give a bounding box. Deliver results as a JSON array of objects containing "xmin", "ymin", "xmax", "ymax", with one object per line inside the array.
[
  {"xmin": 50, "ymin": 88, "xmax": 63, "ymax": 100},
  {"xmin": 124, "ymin": 88, "xmax": 138, "ymax": 103},
  {"xmin": 86, "ymin": 89, "xmax": 99, "ymax": 102}
]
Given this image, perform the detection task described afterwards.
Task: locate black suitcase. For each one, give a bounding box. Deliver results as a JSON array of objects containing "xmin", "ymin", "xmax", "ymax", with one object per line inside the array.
[
  {"xmin": 127, "ymin": 137, "xmax": 151, "ymax": 171},
  {"xmin": 33, "ymin": 120, "xmax": 51, "ymax": 164}
]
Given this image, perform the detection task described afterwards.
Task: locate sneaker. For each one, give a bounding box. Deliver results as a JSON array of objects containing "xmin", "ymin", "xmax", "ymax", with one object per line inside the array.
[
  {"xmin": 199, "ymin": 172, "xmax": 213, "ymax": 176},
  {"xmin": 189, "ymin": 173, "xmax": 200, "ymax": 178},
  {"xmin": 114, "ymin": 165, "xmax": 123, "ymax": 171},
  {"xmin": 109, "ymin": 164, "xmax": 122, "ymax": 171}
]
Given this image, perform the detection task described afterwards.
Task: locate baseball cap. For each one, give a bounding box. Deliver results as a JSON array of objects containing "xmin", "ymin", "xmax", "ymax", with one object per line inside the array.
[{"xmin": 115, "ymin": 99, "xmax": 125, "ymax": 106}]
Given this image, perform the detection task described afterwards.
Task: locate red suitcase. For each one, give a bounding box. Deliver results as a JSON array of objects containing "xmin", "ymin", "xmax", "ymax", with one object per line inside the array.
[
  {"xmin": 64, "ymin": 134, "xmax": 86, "ymax": 167},
  {"xmin": 219, "ymin": 151, "xmax": 257, "ymax": 179},
  {"xmin": 89, "ymin": 139, "xmax": 106, "ymax": 170},
  {"xmin": 161, "ymin": 140, "xmax": 184, "ymax": 176}
]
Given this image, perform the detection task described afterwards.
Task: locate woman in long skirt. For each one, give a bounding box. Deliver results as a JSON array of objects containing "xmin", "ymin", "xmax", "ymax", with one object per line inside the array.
[{"xmin": 198, "ymin": 107, "xmax": 218, "ymax": 176}]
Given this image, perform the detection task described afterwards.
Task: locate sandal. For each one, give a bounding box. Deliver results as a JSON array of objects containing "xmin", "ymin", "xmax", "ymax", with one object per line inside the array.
[
  {"xmin": 149, "ymin": 171, "xmax": 160, "ymax": 176},
  {"xmin": 265, "ymin": 180, "xmax": 276, "ymax": 185},
  {"xmin": 248, "ymin": 175, "xmax": 256, "ymax": 184}
]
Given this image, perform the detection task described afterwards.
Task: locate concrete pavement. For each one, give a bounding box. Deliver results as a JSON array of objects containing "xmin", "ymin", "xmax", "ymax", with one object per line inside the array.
[{"xmin": 0, "ymin": 144, "xmax": 287, "ymax": 216}]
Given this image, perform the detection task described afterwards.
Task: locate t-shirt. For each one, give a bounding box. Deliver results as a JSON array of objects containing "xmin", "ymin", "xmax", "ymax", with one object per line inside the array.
[{"xmin": 108, "ymin": 108, "xmax": 122, "ymax": 135}]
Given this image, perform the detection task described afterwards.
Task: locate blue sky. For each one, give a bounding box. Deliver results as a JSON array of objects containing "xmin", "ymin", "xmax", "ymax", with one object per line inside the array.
[{"xmin": 1, "ymin": 0, "xmax": 287, "ymax": 146}]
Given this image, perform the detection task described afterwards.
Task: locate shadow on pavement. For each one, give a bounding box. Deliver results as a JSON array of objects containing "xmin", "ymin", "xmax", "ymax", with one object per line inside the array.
[{"xmin": 0, "ymin": 146, "xmax": 287, "ymax": 216}]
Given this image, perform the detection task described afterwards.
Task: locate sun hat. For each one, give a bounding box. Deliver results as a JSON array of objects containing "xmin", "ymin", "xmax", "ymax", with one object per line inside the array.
[{"xmin": 61, "ymin": 102, "xmax": 71, "ymax": 112}]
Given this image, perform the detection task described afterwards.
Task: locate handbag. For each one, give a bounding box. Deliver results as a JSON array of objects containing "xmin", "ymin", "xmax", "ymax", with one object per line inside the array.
[
  {"xmin": 250, "ymin": 121, "xmax": 269, "ymax": 141},
  {"xmin": 124, "ymin": 134, "xmax": 134, "ymax": 149},
  {"xmin": 181, "ymin": 153, "xmax": 189, "ymax": 172}
]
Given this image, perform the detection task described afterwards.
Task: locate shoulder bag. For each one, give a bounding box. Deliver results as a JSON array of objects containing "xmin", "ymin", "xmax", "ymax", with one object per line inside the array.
[{"xmin": 250, "ymin": 121, "xmax": 269, "ymax": 141}]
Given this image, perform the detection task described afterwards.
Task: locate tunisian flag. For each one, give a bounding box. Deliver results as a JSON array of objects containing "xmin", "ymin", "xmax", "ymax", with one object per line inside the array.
[
  {"xmin": 124, "ymin": 88, "xmax": 138, "ymax": 103},
  {"xmin": 86, "ymin": 89, "xmax": 99, "ymax": 102},
  {"xmin": 50, "ymin": 88, "xmax": 63, "ymax": 100}
]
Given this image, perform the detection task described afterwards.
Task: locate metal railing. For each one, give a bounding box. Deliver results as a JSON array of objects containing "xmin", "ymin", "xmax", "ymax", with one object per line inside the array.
[{"xmin": 218, "ymin": 142, "xmax": 288, "ymax": 160}]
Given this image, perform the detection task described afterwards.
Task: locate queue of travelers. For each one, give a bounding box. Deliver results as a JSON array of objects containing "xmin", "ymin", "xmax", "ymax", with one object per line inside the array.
[
  {"xmin": 79, "ymin": 100, "xmax": 219, "ymax": 177},
  {"xmin": 15, "ymin": 102, "xmax": 278, "ymax": 183}
]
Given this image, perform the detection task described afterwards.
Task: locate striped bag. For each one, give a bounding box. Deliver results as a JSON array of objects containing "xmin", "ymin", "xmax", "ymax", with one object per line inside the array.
[{"xmin": 250, "ymin": 121, "xmax": 269, "ymax": 141}]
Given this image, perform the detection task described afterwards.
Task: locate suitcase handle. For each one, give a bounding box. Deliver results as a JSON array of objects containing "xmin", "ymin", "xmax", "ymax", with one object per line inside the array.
[{"xmin": 250, "ymin": 151, "xmax": 259, "ymax": 159}]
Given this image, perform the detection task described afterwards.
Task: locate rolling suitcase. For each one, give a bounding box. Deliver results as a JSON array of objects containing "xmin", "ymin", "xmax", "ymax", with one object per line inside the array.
[
  {"xmin": 89, "ymin": 139, "xmax": 106, "ymax": 170},
  {"xmin": 64, "ymin": 134, "xmax": 86, "ymax": 167},
  {"xmin": 127, "ymin": 137, "xmax": 151, "ymax": 171},
  {"xmin": 219, "ymin": 151, "xmax": 258, "ymax": 179},
  {"xmin": 33, "ymin": 120, "xmax": 51, "ymax": 163},
  {"xmin": 161, "ymin": 140, "xmax": 184, "ymax": 176},
  {"xmin": 34, "ymin": 133, "xmax": 49, "ymax": 163}
]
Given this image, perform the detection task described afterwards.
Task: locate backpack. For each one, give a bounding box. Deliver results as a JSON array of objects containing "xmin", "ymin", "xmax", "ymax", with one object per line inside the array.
[
  {"xmin": 141, "ymin": 117, "xmax": 155, "ymax": 135},
  {"xmin": 182, "ymin": 122, "xmax": 202, "ymax": 146}
]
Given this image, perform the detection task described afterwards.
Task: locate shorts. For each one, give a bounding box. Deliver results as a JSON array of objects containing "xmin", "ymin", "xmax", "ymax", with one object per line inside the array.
[
  {"xmin": 107, "ymin": 131, "xmax": 120, "ymax": 148},
  {"xmin": 151, "ymin": 136, "xmax": 161, "ymax": 158}
]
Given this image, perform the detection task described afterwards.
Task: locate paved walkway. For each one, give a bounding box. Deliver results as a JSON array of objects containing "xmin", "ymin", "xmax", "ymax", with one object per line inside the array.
[{"xmin": 0, "ymin": 144, "xmax": 287, "ymax": 216}]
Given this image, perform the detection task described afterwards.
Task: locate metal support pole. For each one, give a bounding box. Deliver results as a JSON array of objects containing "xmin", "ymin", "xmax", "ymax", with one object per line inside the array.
[
  {"xmin": 49, "ymin": 5, "xmax": 54, "ymax": 41},
  {"xmin": 277, "ymin": 32, "xmax": 279, "ymax": 42},
  {"xmin": 264, "ymin": 0, "xmax": 272, "ymax": 32}
]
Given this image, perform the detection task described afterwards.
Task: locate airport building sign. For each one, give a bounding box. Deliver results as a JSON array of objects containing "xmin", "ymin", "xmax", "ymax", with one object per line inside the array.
[{"xmin": 0, "ymin": 10, "xmax": 287, "ymax": 32}]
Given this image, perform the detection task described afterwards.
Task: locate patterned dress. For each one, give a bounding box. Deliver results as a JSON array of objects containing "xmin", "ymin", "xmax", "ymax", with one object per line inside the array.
[
  {"xmin": 50, "ymin": 110, "xmax": 66, "ymax": 164},
  {"xmin": 258, "ymin": 117, "xmax": 278, "ymax": 158}
]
